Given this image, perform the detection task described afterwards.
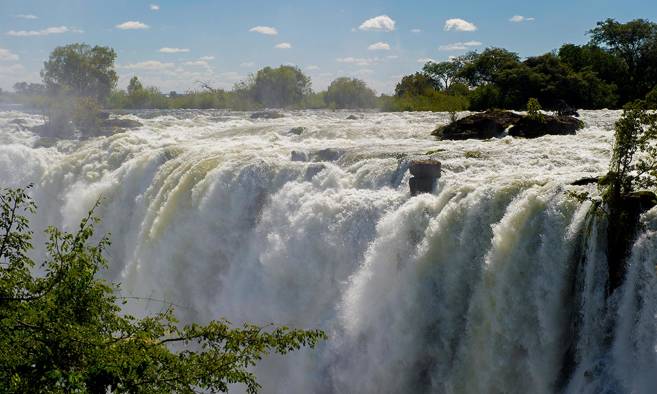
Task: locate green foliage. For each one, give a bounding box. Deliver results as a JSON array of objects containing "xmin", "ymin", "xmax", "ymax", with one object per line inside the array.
[
  {"xmin": 394, "ymin": 73, "xmax": 435, "ymax": 97},
  {"xmin": 457, "ymin": 48, "xmax": 521, "ymax": 86},
  {"xmin": 249, "ymin": 65, "xmax": 311, "ymax": 108},
  {"xmin": 464, "ymin": 150, "xmax": 484, "ymax": 159},
  {"xmin": 422, "ymin": 61, "xmax": 463, "ymax": 91},
  {"xmin": 0, "ymin": 188, "xmax": 326, "ymax": 393},
  {"xmin": 381, "ymin": 91, "xmax": 469, "ymax": 112},
  {"xmin": 72, "ymin": 97, "xmax": 102, "ymax": 133},
  {"xmin": 526, "ymin": 98, "xmax": 545, "ymax": 122},
  {"xmin": 325, "ymin": 77, "xmax": 376, "ymax": 109},
  {"xmin": 468, "ymin": 85, "xmax": 502, "ymax": 111},
  {"xmin": 41, "ymin": 43, "xmax": 118, "ymax": 103}
]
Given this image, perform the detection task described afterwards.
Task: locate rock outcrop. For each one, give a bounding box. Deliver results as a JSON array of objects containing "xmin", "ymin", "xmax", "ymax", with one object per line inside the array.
[
  {"xmin": 409, "ymin": 159, "xmax": 441, "ymax": 196},
  {"xmin": 433, "ymin": 110, "xmax": 522, "ymax": 140},
  {"xmin": 250, "ymin": 111, "xmax": 285, "ymax": 119},
  {"xmin": 289, "ymin": 127, "xmax": 306, "ymax": 135},
  {"xmin": 508, "ymin": 115, "xmax": 584, "ymax": 138}
]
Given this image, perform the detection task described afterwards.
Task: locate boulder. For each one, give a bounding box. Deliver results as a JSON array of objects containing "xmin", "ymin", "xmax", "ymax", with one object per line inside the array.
[
  {"xmin": 312, "ymin": 148, "xmax": 344, "ymax": 162},
  {"xmin": 433, "ymin": 110, "xmax": 522, "ymax": 140},
  {"xmin": 508, "ymin": 115, "xmax": 584, "ymax": 138},
  {"xmin": 346, "ymin": 115, "xmax": 359, "ymax": 120},
  {"xmin": 409, "ymin": 177, "xmax": 436, "ymax": 196},
  {"xmin": 97, "ymin": 111, "xmax": 111, "ymax": 120},
  {"xmin": 554, "ymin": 100, "xmax": 580, "ymax": 117},
  {"xmin": 291, "ymin": 150, "xmax": 308, "ymax": 162},
  {"xmin": 289, "ymin": 127, "xmax": 306, "ymax": 135},
  {"xmin": 571, "ymin": 176, "xmax": 602, "ymax": 186},
  {"xmin": 409, "ymin": 159, "xmax": 441, "ymax": 178},
  {"xmin": 304, "ymin": 164, "xmax": 326, "ymax": 180},
  {"xmin": 251, "ymin": 111, "xmax": 285, "ymax": 119}
]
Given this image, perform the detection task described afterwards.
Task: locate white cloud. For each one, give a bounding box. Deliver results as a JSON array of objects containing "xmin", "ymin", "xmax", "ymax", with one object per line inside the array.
[
  {"xmin": 120, "ymin": 60, "xmax": 174, "ymax": 70},
  {"xmin": 368, "ymin": 42, "xmax": 391, "ymax": 51},
  {"xmin": 199, "ymin": 56, "xmax": 215, "ymax": 60},
  {"xmin": 509, "ymin": 15, "xmax": 535, "ymax": 23},
  {"xmin": 249, "ymin": 26, "xmax": 278, "ymax": 35},
  {"xmin": 443, "ymin": 18, "xmax": 477, "ymax": 32},
  {"xmin": 0, "ymin": 48, "xmax": 19, "ymax": 61},
  {"xmin": 387, "ymin": 55, "xmax": 399, "ymax": 59},
  {"xmin": 183, "ymin": 60, "xmax": 209, "ymax": 67},
  {"xmin": 336, "ymin": 57, "xmax": 379, "ymax": 66},
  {"xmin": 438, "ymin": 41, "xmax": 482, "ymax": 51},
  {"xmin": 240, "ymin": 61, "xmax": 255, "ymax": 67},
  {"xmin": 6, "ymin": 26, "xmax": 83, "ymax": 36},
  {"xmin": 410, "ymin": 28, "xmax": 421, "ymax": 33},
  {"xmin": 417, "ymin": 57, "xmax": 435, "ymax": 63},
  {"xmin": 358, "ymin": 15, "xmax": 395, "ymax": 32},
  {"xmin": 14, "ymin": 14, "xmax": 38, "ymax": 19},
  {"xmin": 306, "ymin": 65, "xmax": 320, "ymax": 70},
  {"xmin": 150, "ymin": 4, "xmax": 160, "ymax": 11},
  {"xmin": 115, "ymin": 21, "xmax": 150, "ymax": 30},
  {"xmin": 159, "ymin": 47, "xmax": 189, "ymax": 53},
  {"xmin": 275, "ymin": 42, "xmax": 292, "ymax": 49}
]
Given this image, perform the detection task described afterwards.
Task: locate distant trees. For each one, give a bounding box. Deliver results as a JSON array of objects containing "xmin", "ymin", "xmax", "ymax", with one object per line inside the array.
[
  {"xmin": 248, "ymin": 65, "xmax": 311, "ymax": 107},
  {"xmin": 325, "ymin": 77, "xmax": 376, "ymax": 109}
]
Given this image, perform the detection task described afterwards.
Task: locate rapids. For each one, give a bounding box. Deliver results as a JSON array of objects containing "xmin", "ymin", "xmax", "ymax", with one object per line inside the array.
[{"xmin": 1, "ymin": 109, "xmax": 656, "ymax": 393}]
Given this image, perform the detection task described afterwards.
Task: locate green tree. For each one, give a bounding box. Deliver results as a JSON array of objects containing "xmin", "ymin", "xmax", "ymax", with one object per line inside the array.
[
  {"xmin": 0, "ymin": 187, "xmax": 326, "ymax": 393},
  {"xmin": 526, "ymin": 98, "xmax": 545, "ymax": 122},
  {"xmin": 457, "ymin": 48, "xmax": 521, "ymax": 86},
  {"xmin": 325, "ymin": 77, "xmax": 376, "ymax": 109},
  {"xmin": 41, "ymin": 43, "xmax": 118, "ymax": 103},
  {"xmin": 250, "ymin": 66, "xmax": 311, "ymax": 107},
  {"xmin": 422, "ymin": 61, "xmax": 462, "ymax": 91},
  {"xmin": 394, "ymin": 72, "xmax": 435, "ymax": 97}
]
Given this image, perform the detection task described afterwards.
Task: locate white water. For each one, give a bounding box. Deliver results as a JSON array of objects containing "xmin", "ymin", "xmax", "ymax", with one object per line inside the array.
[{"xmin": 1, "ymin": 109, "xmax": 655, "ymax": 393}]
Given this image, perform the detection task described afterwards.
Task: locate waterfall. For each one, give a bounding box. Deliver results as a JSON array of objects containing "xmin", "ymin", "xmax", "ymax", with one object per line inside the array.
[{"xmin": 1, "ymin": 109, "xmax": 655, "ymax": 393}]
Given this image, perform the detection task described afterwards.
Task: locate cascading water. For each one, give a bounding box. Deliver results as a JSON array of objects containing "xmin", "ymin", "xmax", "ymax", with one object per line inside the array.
[{"xmin": 1, "ymin": 109, "xmax": 655, "ymax": 393}]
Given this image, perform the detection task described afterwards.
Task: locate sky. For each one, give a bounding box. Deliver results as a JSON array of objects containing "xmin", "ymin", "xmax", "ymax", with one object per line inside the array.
[{"xmin": 1, "ymin": 0, "xmax": 656, "ymax": 94}]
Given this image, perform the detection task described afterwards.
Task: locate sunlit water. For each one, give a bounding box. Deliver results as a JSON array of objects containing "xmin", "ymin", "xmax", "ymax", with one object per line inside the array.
[{"xmin": 1, "ymin": 109, "xmax": 656, "ymax": 393}]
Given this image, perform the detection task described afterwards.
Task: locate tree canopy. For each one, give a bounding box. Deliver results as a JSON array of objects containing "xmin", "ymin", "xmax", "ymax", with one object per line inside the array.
[
  {"xmin": 325, "ymin": 77, "xmax": 376, "ymax": 109},
  {"xmin": 0, "ymin": 188, "xmax": 326, "ymax": 393},
  {"xmin": 249, "ymin": 65, "xmax": 311, "ymax": 108}
]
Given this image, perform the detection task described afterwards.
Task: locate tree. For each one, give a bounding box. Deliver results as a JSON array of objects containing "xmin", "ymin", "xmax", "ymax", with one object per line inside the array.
[
  {"xmin": 394, "ymin": 72, "xmax": 435, "ymax": 97},
  {"xmin": 422, "ymin": 61, "xmax": 462, "ymax": 91},
  {"xmin": 457, "ymin": 48, "xmax": 521, "ymax": 86},
  {"xmin": 250, "ymin": 66, "xmax": 311, "ymax": 107},
  {"xmin": 325, "ymin": 77, "xmax": 376, "ymax": 109},
  {"xmin": 12, "ymin": 82, "xmax": 46, "ymax": 96},
  {"xmin": 0, "ymin": 187, "xmax": 326, "ymax": 393},
  {"xmin": 41, "ymin": 43, "xmax": 118, "ymax": 102}
]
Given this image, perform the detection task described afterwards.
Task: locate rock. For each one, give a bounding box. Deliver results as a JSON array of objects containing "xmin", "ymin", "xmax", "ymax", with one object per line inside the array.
[
  {"xmin": 312, "ymin": 148, "xmax": 344, "ymax": 162},
  {"xmin": 291, "ymin": 150, "xmax": 308, "ymax": 162},
  {"xmin": 409, "ymin": 159, "xmax": 441, "ymax": 178},
  {"xmin": 97, "ymin": 111, "xmax": 111, "ymax": 120},
  {"xmin": 554, "ymin": 100, "xmax": 580, "ymax": 117},
  {"xmin": 508, "ymin": 115, "xmax": 584, "ymax": 138},
  {"xmin": 571, "ymin": 176, "xmax": 602, "ymax": 186},
  {"xmin": 346, "ymin": 115, "xmax": 359, "ymax": 120},
  {"xmin": 289, "ymin": 127, "xmax": 306, "ymax": 135},
  {"xmin": 304, "ymin": 164, "xmax": 326, "ymax": 180},
  {"xmin": 251, "ymin": 111, "xmax": 285, "ymax": 119},
  {"xmin": 433, "ymin": 110, "xmax": 522, "ymax": 140},
  {"xmin": 101, "ymin": 118, "xmax": 142, "ymax": 129},
  {"xmin": 409, "ymin": 177, "xmax": 436, "ymax": 196}
]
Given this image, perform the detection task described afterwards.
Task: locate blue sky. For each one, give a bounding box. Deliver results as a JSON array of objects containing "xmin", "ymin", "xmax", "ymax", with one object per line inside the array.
[{"xmin": 1, "ymin": 0, "xmax": 656, "ymax": 94}]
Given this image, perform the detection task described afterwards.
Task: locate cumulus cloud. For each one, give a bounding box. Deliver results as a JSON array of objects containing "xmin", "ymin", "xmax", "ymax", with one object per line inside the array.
[
  {"xmin": 159, "ymin": 47, "xmax": 189, "ymax": 53},
  {"xmin": 249, "ymin": 26, "xmax": 278, "ymax": 35},
  {"xmin": 509, "ymin": 15, "xmax": 535, "ymax": 23},
  {"xmin": 150, "ymin": 4, "xmax": 160, "ymax": 11},
  {"xmin": 183, "ymin": 60, "xmax": 209, "ymax": 67},
  {"xmin": 199, "ymin": 56, "xmax": 215, "ymax": 60},
  {"xmin": 359, "ymin": 15, "xmax": 395, "ymax": 32},
  {"xmin": 336, "ymin": 57, "xmax": 379, "ymax": 66},
  {"xmin": 120, "ymin": 60, "xmax": 174, "ymax": 70},
  {"xmin": 443, "ymin": 18, "xmax": 477, "ymax": 32},
  {"xmin": 115, "ymin": 21, "xmax": 149, "ymax": 30},
  {"xmin": 14, "ymin": 14, "xmax": 38, "ymax": 19},
  {"xmin": 368, "ymin": 42, "xmax": 390, "ymax": 51},
  {"xmin": 275, "ymin": 42, "xmax": 292, "ymax": 49},
  {"xmin": 438, "ymin": 41, "xmax": 482, "ymax": 51},
  {"xmin": 410, "ymin": 28, "xmax": 421, "ymax": 33},
  {"xmin": 6, "ymin": 26, "xmax": 83, "ymax": 36},
  {"xmin": 0, "ymin": 48, "xmax": 19, "ymax": 61}
]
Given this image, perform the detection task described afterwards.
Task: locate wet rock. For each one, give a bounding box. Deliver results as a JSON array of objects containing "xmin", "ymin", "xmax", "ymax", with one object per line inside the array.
[
  {"xmin": 508, "ymin": 115, "xmax": 584, "ymax": 138},
  {"xmin": 346, "ymin": 114, "xmax": 359, "ymax": 120},
  {"xmin": 304, "ymin": 164, "xmax": 326, "ymax": 180},
  {"xmin": 571, "ymin": 176, "xmax": 602, "ymax": 186},
  {"xmin": 409, "ymin": 159, "xmax": 441, "ymax": 178},
  {"xmin": 409, "ymin": 177, "xmax": 436, "ymax": 196},
  {"xmin": 289, "ymin": 126, "xmax": 306, "ymax": 135},
  {"xmin": 251, "ymin": 111, "xmax": 285, "ymax": 119},
  {"xmin": 312, "ymin": 148, "xmax": 344, "ymax": 162},
  {"xmin": 97, "ymin": 111, "xmax": 111, "ymax": 120},
  {"xmin": 291, "ymin": 150, "xmax": 308, "ymax": 162},
  {"xmin": 95, "ymin": 118, "xmax": 143, "ymax": 136},
  {"xmin": 554, "ymin": 99, "xmax": 580, "ymax": 117},
  {"xmin": 433, "ymin": 110, "xmax": 522, "ymax": 140}
]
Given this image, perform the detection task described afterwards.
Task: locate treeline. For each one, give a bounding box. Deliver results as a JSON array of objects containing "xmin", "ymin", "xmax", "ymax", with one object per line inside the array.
[{"xmin": 6, "ymin": 18, "xmax": 657, "ymax": 114}]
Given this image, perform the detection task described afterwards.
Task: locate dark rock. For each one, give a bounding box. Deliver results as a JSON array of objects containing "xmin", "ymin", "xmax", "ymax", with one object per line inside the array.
[
  {"xmin": 571, "ymin": 176, "xmax": 602, "ymax": 186},
  {"xmin": 289, "ymin": 127, "xmax": 306, "ymax": 135},
  {"xmin": 251, "ymin": 111, "xmax": 285, "ymax": 119},
  {"xmin": 554, "ymin": 100, "xmax": 580, "ymax": 117},
  {"xmin": 304, "ymin": 164, "xmax": 326, "ymax": 180},
  {"xmin": 9, "ymin": 118, "xmax": 28, "ymax": 126},
  {"xmin": 312, "ymin": 148, "xmax": 344, "ymax": 162},
  {"xmin": 101, "ymin": 118, "xmax": 142, "ymax": 129},
  {"xmin": 433, "ymin": 110, "xmax": 522, "ymax": 140},
  {"xmin": 508, "ymin": 115, "xmax": 584, "ymax": 138},
  {"xmin": 409, "ymin": 177, "xmax": 436, "ymax": 196},
  {"xmin": 98, "ymin": 111, "xmax": 111, "ymax": 120},
  {"xmin": 346, "ymin": 115, "xmax": 359, "ymax": 120},
  {"xmin": 291, "ymin": 150, "xmax": 308, "ymax": 162},
  {"xmin": 409, "ymin": 159, "xmax": 441, "ymax": 178}
]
